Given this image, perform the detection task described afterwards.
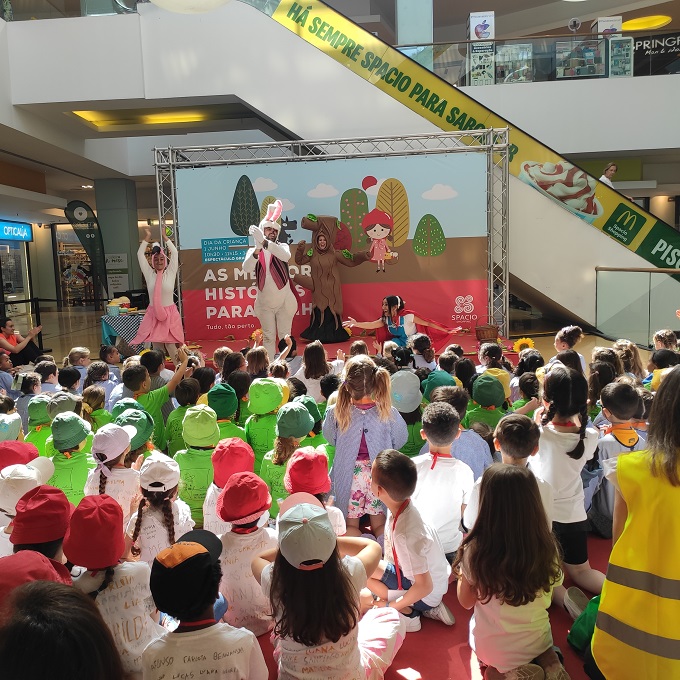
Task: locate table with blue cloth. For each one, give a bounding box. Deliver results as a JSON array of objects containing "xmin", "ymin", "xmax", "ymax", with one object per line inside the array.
[{"xmin": 101, "ymin": 314, "xmax": 146, "ymax": 355}]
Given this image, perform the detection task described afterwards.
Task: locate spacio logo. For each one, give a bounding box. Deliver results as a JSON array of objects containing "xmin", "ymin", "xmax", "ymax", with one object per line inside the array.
[{"xmin": 452, "ymin": 295, "xmax": 478, "ymax": 322}]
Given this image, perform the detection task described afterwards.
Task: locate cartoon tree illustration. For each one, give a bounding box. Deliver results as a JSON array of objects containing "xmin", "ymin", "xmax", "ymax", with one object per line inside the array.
[
  {"xmin": 230, "ymin": 175, "xmax": 259, "ymax": 236},
  {"xmin": 376, "ymin": 178, "xmax": 409, "ymax": 248},
  {"xmin": 260, "ymin": 195, "xmax": 277, "ymax": 220},
  {"xmin": 412, "ymin": 214, "xmax": 446, "ymax": 257},
  {"xmin": 340, "ymin": 188, "xmax": 369, "ymax": 250}
]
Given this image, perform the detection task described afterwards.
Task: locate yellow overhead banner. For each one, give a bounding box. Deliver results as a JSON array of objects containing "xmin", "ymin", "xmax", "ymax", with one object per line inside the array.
[{"xmin": 273, "ymin": 0, "xmax": 680, "ymax": 265}]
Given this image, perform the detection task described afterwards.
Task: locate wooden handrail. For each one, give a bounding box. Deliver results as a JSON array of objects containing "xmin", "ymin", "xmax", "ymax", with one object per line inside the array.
[{"xmin": 596, "ymin": 267, "xmax": 680, "ymax": 274}]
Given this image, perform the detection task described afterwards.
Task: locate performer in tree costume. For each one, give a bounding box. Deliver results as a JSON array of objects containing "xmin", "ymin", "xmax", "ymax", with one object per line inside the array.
[
  {"xmin": 344, "ymin": 295, "xmax": 461, "ymax": 349},
  {"xmin": 294, "ymin": 214, "xmax": 370, "ymax": 343},
  {"xmin": 242, "ymin": 200, "xmax": 298, "ymax": 359},
  {"xmin": 132, "ymin": 228, "xmax": 184, "ymax": 358}
]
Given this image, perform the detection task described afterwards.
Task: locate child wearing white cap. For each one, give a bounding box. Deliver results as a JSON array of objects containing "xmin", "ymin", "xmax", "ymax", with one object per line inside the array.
[
  {"xmin": 0, "ymin": 456, "xmax": 55, "ymax": 557},
  {"xmin": 252, "ymin": 492, "xmax": 406, "ymax": 679},
  {"xmin": 84, "ymin": 423, "xmax": 141, "ymax": 524},
  {"xmin": 126, "ymin": 452, "xmax": 194, "ymax": 565}
]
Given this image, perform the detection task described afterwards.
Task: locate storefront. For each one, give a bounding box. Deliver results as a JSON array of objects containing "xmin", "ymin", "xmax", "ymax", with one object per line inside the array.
[
  {"xmin": 0, "ymin": 220, "xmax": 34, "ymax": 323},
  {"xmin": 52, "ymin": 222, "xmax": 98, "ymax": 308}
]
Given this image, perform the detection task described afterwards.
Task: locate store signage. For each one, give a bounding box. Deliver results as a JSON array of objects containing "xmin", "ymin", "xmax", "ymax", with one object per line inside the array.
[
  {"xmin": 591, "ymin": 17, "xmax": 622, "ymax": 36},
  {"xmin": 0, "ymin": 221, "xmax": 33, "ymax": 242},
  {"xmin": 634, "ymin": 32, "xmax": 680, "ymax": 75},
  {"xmin": 468, "ymin": 11, "xmax": 495, "ymax": 41}
]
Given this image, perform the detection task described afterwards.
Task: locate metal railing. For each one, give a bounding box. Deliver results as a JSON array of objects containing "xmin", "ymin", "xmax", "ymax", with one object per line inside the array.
[{"xmin": 595, "ymin": 267, "xmax": 680, "ymax": 347}]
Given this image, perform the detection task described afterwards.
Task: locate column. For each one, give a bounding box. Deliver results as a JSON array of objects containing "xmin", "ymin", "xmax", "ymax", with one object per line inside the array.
[{"xmin": 396, "ymin": 0, "xmax": 433, "ymax": 70}]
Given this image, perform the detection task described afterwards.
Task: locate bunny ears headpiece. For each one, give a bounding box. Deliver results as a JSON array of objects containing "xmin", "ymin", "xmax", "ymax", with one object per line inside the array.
[{"xmin": 259, "ymin": 200, "xmax": 283, "ymax": 234}]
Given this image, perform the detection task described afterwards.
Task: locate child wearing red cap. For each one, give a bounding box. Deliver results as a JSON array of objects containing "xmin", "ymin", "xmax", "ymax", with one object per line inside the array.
[
  {"xmin": 65, "ymin": 494, "xmax": 163, "ymax": 676},
  {"xmin": 260, "ymin": 402, "xmax": 314, "ymax": 518},
  {"xmin": 202, "ymin": 438, "xmax": 255, "ymax": 535},
  {"xmin": 284, "ymin": 446, "xmax": 346, "ymax": 536},
  {"xmin": 216, "ymin": 472, "xmax": 277, "ymax": 636},
  {"xmin": 127, "ymin": 452, "xmax": 194, "ymax": 565},
  {"xmin": 10, "ymin": 484, "xmax": 73, "ymax": 583}
]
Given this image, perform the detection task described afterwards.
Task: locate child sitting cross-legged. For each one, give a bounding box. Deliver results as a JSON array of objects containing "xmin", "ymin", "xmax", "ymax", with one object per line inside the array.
[
  {"xmin": 366, "ymin": 449, "xmax": 452, "ymax": 632},
  {"xmin": 216, "ymin": 472, "xmax": 277, "ymax": 636},
  {"xmin": 411, "ymin": 402, "xmax": 474, "ymax": 565},
  {"xmin": 202, "ymin": 438, "xmax": 256, "ymax": 535},
  {"xmin": 455, "ymin": 464, "xmax": 568, "ymax": 680},
  {"xmin": 143, "ymin": 529, "xmax": 268, "ymax": 680}
]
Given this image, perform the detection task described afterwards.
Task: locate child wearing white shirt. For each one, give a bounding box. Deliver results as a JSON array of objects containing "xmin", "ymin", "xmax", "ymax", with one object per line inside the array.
[
  {"xmin": 367, "ymin": 449, "xmax": 453, "ymax": 632},
  {"xmin": 64, "ymin": 494, "xmax": 163, "ymax": 677},
  {"xmin": 127, "ymin": 452, "xmax": 194, "ymax": 565},
  {"xmin": 216, "ymin": 471, "xmax": 277, "ymax": 636},
  {"xmin": 143, "ymin": 529, "xmax": 268, "ymax": 680},
  {"xmin": 411, "ymin": 402, "xmax": 474, "ymax": 562},
  {"xmin": 464, "ymin": 414, "xmax": 554, "ymax": 531}
]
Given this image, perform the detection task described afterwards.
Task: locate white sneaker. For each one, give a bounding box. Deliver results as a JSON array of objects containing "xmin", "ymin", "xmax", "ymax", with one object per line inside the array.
[
  {"xmin": 423, "ymin": 601, "xmax": 455, "ymax": 625},
  {"xmin": 563, "ymin": 586, "xmax": 589, "ymax": 621},
  {"xmin": 399, "ymin": 613, "xmax": 422, "ymax": 632}
]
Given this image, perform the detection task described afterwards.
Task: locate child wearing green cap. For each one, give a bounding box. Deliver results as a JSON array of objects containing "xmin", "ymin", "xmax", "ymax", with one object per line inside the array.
[
  {"xmin": 175, "ymin": 404, "xmax": 221, "ymax": 526},
  {"xmin": 464, "ymin": 373, "xmax": 508, "ymax": 430},
  {"xmin": 114, "ymin": 407, "xmax": 156, "ymax": 460},
  {"xmin": 207, "ymin": 382, "xmax": 246, "ymax": 442},
  {"xmin": 295, "ymin": 394, "xmax": 332, "ymax": 465},
  {"xmin": 164, "ymin": 378, "xmax": 200, "ymax": 458},
  {"xmin": 259, "ymin": 402, "xmax": 315, "ymax": 518},
  {"xmin": 122, "ymin": 346, "xmax": 189, "ymax": 452},
  {"xmin": 47, "ymin": 412, "xmax": 95, "ymax": 505},
  {"xmin": 244, "ymin": 378, "xmax": 284, "ymax": 475},
  {"xmin": 24, "ymin": 393, "xmax": 53, "ymax": 456}
]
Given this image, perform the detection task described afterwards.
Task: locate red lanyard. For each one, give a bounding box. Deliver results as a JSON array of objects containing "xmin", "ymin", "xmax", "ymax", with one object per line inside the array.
[
  {"xmin": 430, "ymin": 452, "xmax": 452, "ymax": 469},
  {"xmin": 391, "ymin": 499, "xmax": 410, "ymax": 590}
]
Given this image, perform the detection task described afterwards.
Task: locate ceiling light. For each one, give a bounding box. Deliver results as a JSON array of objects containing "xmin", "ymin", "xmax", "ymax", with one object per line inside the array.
[
  {"xmin": 561, "ymin": 0, "xmax": 588, "ymax": 3},
  {"xmin": 622, "ymin": 15, "xmax": 672, "ymax": 30},
  {"xmin": 81, "ymin": 184, "xmax": 93, "ymax": 189}
]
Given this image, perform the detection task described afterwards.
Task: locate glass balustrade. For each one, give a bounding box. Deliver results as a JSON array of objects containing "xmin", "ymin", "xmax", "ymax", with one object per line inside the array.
[{"xmin": 596, "ymin": 267, "xmax": 680, "ymax": 347}]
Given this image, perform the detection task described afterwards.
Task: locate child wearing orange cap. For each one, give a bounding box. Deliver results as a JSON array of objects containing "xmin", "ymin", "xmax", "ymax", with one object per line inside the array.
[
  {"xmin": 216, "ymin": 471, "xmax": 277, "ymax": 636},
  {"xmin": 65, "ymin": 494, "xmax": 163, "ymax": 676},
  {"xmin": 202, "ymin": 438, "xmax": 255, "ymax": 535}
]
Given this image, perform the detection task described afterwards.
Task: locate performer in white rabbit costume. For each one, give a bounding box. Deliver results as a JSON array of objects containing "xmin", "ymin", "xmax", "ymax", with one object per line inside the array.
[
  {"xmin": 131, "ymin": 228, "xmax": 184, "ymax": 358},
  {"xmin": 242, "ymin": 200, "xmax": 298, "ymax": 358}
]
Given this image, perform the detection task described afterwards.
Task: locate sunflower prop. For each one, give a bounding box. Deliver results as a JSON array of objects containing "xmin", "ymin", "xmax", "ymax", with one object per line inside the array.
[{"xmin": 513, "ymin": 337, "xmax": 535, "ymax": 353}]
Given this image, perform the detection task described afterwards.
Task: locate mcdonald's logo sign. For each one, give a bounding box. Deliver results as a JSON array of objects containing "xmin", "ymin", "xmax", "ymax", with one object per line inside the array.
[{"xmin": 602, "ymin": 203, "xmax": 646, "ymax": 246}]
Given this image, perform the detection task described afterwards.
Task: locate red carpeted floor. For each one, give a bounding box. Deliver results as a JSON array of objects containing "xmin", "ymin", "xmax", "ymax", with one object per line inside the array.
[{"xmin": 256, "ymin": 535, "xmax": 611, "ymax": 680}]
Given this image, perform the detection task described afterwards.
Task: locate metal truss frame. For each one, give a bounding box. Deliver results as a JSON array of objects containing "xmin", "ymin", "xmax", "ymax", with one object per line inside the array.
[{"xmin": 155, "ymin": 130, "xmax": 509, "ymax": 334}]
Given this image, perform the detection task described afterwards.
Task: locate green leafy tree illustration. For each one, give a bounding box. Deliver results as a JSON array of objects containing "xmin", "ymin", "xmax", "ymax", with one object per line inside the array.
[
  {"xmin": 412, "ymin": 214, "xmax": 446, "ymax": 257},
  {"xmin": 230, "ymin": 175, "xmax": 259, "ymax": 236},
  {"xmin": 340, "ymin": 188, "xmax": 369, "ymax": 250},
  {"xmin": 260, "ymin": 195, "xmax": 277, "ymax": 220}
]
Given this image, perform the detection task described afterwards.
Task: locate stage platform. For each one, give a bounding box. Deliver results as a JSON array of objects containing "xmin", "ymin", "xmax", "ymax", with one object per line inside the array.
[{"xmin": 183, "ymin": 329, "xmax": 519, "ymax": 366}]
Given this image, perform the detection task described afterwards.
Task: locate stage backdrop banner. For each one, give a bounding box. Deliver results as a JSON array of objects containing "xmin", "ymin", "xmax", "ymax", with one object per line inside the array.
[{"xmin": 175, "ymin": 152, "xmax": 488, "ymax": 342}]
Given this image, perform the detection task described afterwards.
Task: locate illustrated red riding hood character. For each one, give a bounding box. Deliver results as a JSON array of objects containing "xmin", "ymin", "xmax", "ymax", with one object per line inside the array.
[
  {"xmin": 131, "ymin": 228, "xmax": 184, "ymax": 358},
  {"xmin": 362, "ymin": 209, "xmax": 393, "ymax": 273}
]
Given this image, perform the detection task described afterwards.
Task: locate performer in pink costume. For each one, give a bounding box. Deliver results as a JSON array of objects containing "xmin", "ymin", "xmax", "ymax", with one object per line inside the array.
[
  {"xmin": 131, "ymin": 228, "xmax": 184, "ymax": 358},
  {"xmin": 242, "ymin": 200, "xmax": 298, "ymax": 359}
]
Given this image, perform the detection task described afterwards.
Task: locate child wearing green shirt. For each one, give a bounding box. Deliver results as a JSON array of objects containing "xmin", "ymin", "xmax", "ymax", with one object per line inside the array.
[
  {"xmin": 24, "ymin": 393, "xmax": 53, "ymax": 456},
  {"xmin": 82, "ymin": 385, "xmax": 113, "ymax": 432},
  {"xmin": 259, "ymin": 401, "xmax": 314, "ymax": 518},
  {"xmin": 244, "ymin": 378, "xmax": 283, "ymax": 475},
  {"xmin": 122, "ymin": 346, "xmax": 189, "ymax": 452},
  {"xmin": 463, "ymin": 372, "xmax": 507, "ymax": 430},
  {"xmin": 511, "ymin": 373, "xmax": 540, "ymax": 419},
  {"xmin": 391, "ymin": 371, "xmax": 425, "ymax": 458},
  {"xmin": 175, "ymin": 404, "xmax": 220, "ymax": 527},
  {"xmin": 47, "ymin": 411, "xmax": 94, "ymax": 505},
  {"xmin": 207, "ymin": 382, "xmax": 246, "ymax": 442},
  {"xmin": 165, "ymin": 377, "xmax": 200, "ymax": 457},
  {"xmin": 114, "ymin": 407, "xmax": 156, "ymax": 462}
]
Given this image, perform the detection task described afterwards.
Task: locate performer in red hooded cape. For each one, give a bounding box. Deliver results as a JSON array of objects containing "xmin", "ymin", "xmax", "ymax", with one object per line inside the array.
[{"xmin": 343, "ymin": 295, "xmax": 460, "ymax": 350}]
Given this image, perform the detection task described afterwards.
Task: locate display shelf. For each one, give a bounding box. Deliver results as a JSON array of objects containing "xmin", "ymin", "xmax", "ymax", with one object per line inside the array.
[
  {"xmin": 555, "ymin": 38, "xmax": 606, "ymax": 79},
  {"xmin": 609, "ymin": 36, "xmax": 634, "ymax": 77}
]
